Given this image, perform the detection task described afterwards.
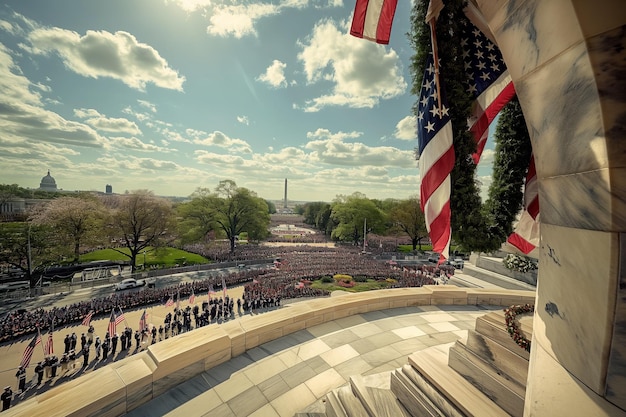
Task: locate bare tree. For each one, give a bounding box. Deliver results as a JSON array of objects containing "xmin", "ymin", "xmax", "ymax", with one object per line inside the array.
[{"xmin": 104, "ymin": 190, "xmax": 175, "ymax": 272}]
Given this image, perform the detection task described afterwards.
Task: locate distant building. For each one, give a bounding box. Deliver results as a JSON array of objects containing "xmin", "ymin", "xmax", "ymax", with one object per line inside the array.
[
  {"xmin": 39, "ymin": 170, "xmax": 58, "ymax": 191},
  {"xmin": 106, "ymin": 184, "xmax": 112, "ymax": 194}
]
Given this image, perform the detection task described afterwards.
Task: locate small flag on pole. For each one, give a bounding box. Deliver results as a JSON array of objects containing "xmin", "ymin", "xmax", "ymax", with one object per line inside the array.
[
  {"xmin": 108, "ymin": 309, "xmax": 118, "ymax": 336},
  {"xmin": 165, "ymin": 296, "xmax": 174, "ymax": 307},
  {"xmin": 44, "ymin": 321, "xmax": 54, "ymax": 355},
  {"xmin": 188, "ymin": 291, "xmax": 196, "ymax": 305},
  {"xmin": 81, "ymin": 310, "xmax": 94, "ymax": 327},
  {"xmin": 20, "ymin": 332, "xmax": 41, "ymax": 368},
  {"xmin": 176, "ymin": 287, "xmax": 180, "ymax": 310},
  {"xmin": 139, "ymin": 310, "xmax": 148, "ymax": 331},
  {"xmin": 221, "ymin": 277, "xmax": 227, "ymax": 298}
]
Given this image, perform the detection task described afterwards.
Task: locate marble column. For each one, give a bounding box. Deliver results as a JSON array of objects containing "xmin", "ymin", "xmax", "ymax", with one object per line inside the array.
[{"xmin": 472, "ymin": 0, "xmax": 626, "ymax": 415}]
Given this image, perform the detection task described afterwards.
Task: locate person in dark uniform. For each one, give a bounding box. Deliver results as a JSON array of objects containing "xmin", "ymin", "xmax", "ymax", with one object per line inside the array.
[
  {"xmin": 64, "ymin": 334, "xmax": 71, "ymax": 354},
  {"xmin": 134, "ymin": 330, "xmax": 141, "ymax": 350},
  {"xmin": 15, "ymin": 367, "xmax": 26, "ymax": 393},
  {"xmin": 1, "ymin": 386, "xmax": 12, "ymax": 411},
  {"xmin": 82, "ymin": 346, "xmax": 90, "ymax": 367},
  {"xmin": 70, "ymin": 332, "xmax": 77, "ymax": 351},
  {"xmin": 119, "ymin": 332, "xmax": 126, "ymax": 352},
  {"xmin": 111, "ymin": 333, "xmax": 118, "ymax": 356},
  {"xmin": 34, "ymin": 362, "xmax": 44, "ymax": 385},
  {"xmin": 50, "ymin": 355, "xmax": 58, "ymax": 378},
  {"xmin": 102, "ymin": 339, "xmax": 109, "ymax": 360}
]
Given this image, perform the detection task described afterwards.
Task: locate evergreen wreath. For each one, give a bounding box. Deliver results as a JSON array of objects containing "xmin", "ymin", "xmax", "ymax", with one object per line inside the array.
[{"xmin": 504, "ymin": 304, "xmax": 534, "ymax": 352}]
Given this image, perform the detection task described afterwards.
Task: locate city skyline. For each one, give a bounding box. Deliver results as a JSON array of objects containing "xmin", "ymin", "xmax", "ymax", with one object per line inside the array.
[{"xmin": 0, "ymin": 0, "xmax": 495, "ymax": 203}]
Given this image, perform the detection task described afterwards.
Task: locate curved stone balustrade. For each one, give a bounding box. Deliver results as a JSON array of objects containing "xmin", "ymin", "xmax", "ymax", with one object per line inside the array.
[{"xmin": 4, "ymin": 286, "xmax": 535, "ymax": 417}]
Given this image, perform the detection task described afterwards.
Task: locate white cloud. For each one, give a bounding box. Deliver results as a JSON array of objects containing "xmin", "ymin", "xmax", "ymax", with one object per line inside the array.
[
  {"xmin": 25, "ymin": 28, "xmax": 185, "ymax": 91},
  {"xmin": 257, "ymin": 60, "xmax": 287, "ymax": 88},
  {"xmin": 74, "ymin": 108, "xmax": 142, "ymax": 135},
  {"xmin": 304, "ymin": 129, "xmax": 415, "ymax": 168},
  {"xmin": 394, "ymin": 115, "xmax": 417, "ymax": 140},
  {"xmin": 137, "ymin": 99, "xmax": 157, "ymax": 112},
  {"xmin": 207, "ymin": 4, "xmax": 279, "ymax": 38},
  {"xmin": 166, "ymin": 0, "xmax": 213, "ymax": 12},
  {"xmin": 0, "ymin": 44, "xmax": 108, "ymax": 148},
  {"xmin": 237, "ymin": 115, "xmax": 249, "ymax": 125},
  {"xmin": 296, "ymin": 18, "xmax": 406, "ymax": 112},
  {"xmin": 194, "ymin": 131, "xmax": 253, "ymax": 153},
  {"xmin": 109, "ymin": 136, "xmax": 175, "ymax": 152}
]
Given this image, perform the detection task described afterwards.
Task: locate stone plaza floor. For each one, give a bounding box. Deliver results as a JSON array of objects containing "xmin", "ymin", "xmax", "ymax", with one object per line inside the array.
[{"xmin": 124, "ymin": 303, "xmax": 503, "ymax": 417}]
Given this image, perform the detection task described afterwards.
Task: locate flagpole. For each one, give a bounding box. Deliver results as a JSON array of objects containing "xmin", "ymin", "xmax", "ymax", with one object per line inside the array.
[
  {"xmin": 38, "ymin": 327, "xmax": 45, "ymax": 357},
  {"xmin": 118, "ymin": 306, "xmax": 129, "ymax": 329}
]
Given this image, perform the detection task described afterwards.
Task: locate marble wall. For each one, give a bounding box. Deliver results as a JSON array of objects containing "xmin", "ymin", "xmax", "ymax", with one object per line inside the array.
[{"xmin": 473, "ymin": 0, "xmax": 626, "ymax": 414}]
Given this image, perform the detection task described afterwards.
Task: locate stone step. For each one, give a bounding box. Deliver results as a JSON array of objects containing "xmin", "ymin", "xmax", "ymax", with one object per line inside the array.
[
  {"xmin": 408, "ymin": 343, "xmax": 509, "ymax": 417},
  {"xmin": 475, "ymin": 311, "xmax": 531, "ymax": 361},
  {"xmin": 350, "ymin": 374, "xmax": 411, "ymax": 417},
  {"xmin": 390, "ymin": 366, "xmax": 462, "ymax": 417},
  {"xmin": 326, "ymin": 385, "xmax": 369, "ymax": 417},
  {"xmin": 448, "ymin": 343, "xmax": 525, "ymax": 417},
  {"xmin": 464, "ymin": 329, "xmax": 529, "ymax": 387}
]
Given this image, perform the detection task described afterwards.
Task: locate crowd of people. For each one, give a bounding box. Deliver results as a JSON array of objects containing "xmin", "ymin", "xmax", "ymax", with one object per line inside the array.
[{"xmin": 0, "ymin": 246, "xmax": 454, "ymax": 345}]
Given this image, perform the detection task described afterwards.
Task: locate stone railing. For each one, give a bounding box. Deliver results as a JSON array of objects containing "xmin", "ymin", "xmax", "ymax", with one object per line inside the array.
[{"xmin": 5, "ymin": 286, "xmax": 536, "ymax": 417}]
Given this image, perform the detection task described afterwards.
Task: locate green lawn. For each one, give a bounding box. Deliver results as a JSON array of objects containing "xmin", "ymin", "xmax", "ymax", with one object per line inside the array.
[{"xmin": 80, "ymin": 247, "xmax": 209, "ymax": 268}]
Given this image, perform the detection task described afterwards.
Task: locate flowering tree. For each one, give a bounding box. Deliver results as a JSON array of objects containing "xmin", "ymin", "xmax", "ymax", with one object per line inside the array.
[{"xmin": 30, "ymin": 195, "xmax": 107, "ymax": 262}]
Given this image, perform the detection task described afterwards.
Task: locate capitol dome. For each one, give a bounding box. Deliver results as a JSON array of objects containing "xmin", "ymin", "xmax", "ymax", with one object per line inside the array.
[{"xmin": 39, "ymin": 170, "xmax": 58, "ymax": 191}]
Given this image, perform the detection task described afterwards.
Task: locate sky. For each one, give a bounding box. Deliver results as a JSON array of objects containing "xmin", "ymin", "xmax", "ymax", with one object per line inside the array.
[{"xmin": 0, "ymin": 0, "xmax": 494, "ymax": 203}]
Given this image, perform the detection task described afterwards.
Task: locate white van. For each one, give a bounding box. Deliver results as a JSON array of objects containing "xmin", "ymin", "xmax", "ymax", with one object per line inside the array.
[{"xmin": 0, "ymin": 281, "xmax": 30, "ymax": 292}]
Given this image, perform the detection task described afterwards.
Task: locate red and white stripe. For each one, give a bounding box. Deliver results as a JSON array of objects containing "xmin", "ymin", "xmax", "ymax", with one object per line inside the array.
[
  {"xmin": 469, "ymin": 73, "xmax": 516, "ymax": 164},
  {"xmin": 507, "ymin": 154, "xmax": 540, "ymax": 254},
  {"xmin": 350, "ymin": 0, "xmax": 398, "ymax": 45}
]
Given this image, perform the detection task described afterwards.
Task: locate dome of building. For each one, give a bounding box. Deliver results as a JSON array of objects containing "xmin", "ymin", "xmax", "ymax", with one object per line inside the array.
[{"xmin": 39, "ymin": 170, "xmax": 58, "ymax": 191}]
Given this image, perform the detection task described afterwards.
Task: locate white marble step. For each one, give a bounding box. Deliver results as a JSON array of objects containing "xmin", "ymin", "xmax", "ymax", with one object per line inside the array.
[
  {"xmin": 408, "ymin": 343, "xmax": 509, "ymax": 417},
  {"xmin": 350, "ymin": 374, "xmax": 411, "ymax": 417},
  {"xmin": 390, "ymin": 367, "xmax": 459, "ymax": 417},
  {"xmin": 448, "ymin": 343, "xmax": 525, "ymax": 417},
  {"xmin": 463, "ymin": 329, "xmax": 529, "ymax": 387},
  {"xmin": 474, "ymin": 311, "xmax": 531, "ymax": 361}
]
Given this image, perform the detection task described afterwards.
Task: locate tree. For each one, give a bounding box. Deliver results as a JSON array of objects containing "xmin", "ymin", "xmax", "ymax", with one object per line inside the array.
[
  {"xmin": 30, "ymin": 195, "xmax": 107, "ymax": 262},
  {"xmin": 483, "ymin": 97, "xmax": 533, "ymax": 246},
  {"xmin": 0, "ymin": 222, "xmax": 57, "ymax": 284},
  {"xmin": 104, "ymin": 191, "xmax": 175, "ymax": 272},
  {"xmin": 388, "ymin": 196, "xmax": 429, "ymax": 251},
  {"xmin": 330, "ymin": 193, "xmax": 385, "ymax": 245},
  {"xmin": 180, "ymin": 181, "xmax": 270, "ymax": 254}
]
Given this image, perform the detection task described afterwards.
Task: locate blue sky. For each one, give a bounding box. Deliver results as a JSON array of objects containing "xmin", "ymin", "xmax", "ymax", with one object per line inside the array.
[{"xmin": 0, "ymin": 0, "xmax": 494, "ymax": 203}]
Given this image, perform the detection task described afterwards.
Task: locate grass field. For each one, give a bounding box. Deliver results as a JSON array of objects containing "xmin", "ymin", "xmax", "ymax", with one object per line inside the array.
[{"xmin": 80, "ymin": 247, "xmax": 209, "ymax": 268}]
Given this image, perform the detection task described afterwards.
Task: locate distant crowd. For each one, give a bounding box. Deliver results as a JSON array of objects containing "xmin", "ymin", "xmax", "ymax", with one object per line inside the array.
[{"xmin": 0, "ymin": 246, "xmax": 454, "ymax": 344}]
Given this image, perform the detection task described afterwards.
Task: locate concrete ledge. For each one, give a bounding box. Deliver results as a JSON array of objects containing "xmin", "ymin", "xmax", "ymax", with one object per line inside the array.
[{"xmin": 3, "ymin": 286, "xmax": 536, "ymax": 417}]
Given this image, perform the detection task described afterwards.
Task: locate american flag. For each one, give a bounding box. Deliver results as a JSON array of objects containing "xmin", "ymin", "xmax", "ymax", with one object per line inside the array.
[
  {"xmin": 44, "ymin": 321, "xmax": 54, "ymax": 355},
  {"xmin": 81, "ymin": 310, "xmax": 94, "ymax": 327},
  {"xmin": 165, "ymin": 295, "xmax": 174, "ymax": 307},
  {"xmin": 350, "ymin": 0, "xmax": 398, "ymax": 45},
  {"xmin": 459, "ymin": 13, "xmax": 515, "ymax": 164},
  {"xmin": 188, "ymin": 291, "xmax": 195, "ymax": 305},
  {"xmin": 108, "ymin": 308, "xmax": 124, "ymax": 336},
  {"xmin": 208, "ymin": 285, "xmax": 215, "ymax": 302},
  {"xmin": 176, "ymin": 287, "xmax": 180, "ymax": 310},
  {"xmin": 417, "ymin": 54, "xmax": 454, "ymax": 262},
  {"xmin": 138, "ymin": 310, "xmax": 148, "ymax": 331},
  {"xmin": 221, "ymin": 277, "xmax": 227, "ymax": 298},
  {"xmin": 507, "ymin": 154, "xmax": 540, "ymax": 254},
  {"xmin": 20, "ymin": 332, "xmax": 41, "ymax": 368}
]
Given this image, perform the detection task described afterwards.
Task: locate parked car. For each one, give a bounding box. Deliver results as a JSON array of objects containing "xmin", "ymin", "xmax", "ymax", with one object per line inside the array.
[
  {"xmin": 115, "ymin": 278, "xmax": 145, "ymax": 291},
  {"xmin": 445, "ymin": 258, "xmax": 465, "ymax": 269}
]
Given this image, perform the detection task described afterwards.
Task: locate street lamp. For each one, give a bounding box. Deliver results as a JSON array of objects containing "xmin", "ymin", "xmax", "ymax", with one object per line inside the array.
[{"xmin": 143, "ymin": 250, "xmax": 147, "ymax": 270}]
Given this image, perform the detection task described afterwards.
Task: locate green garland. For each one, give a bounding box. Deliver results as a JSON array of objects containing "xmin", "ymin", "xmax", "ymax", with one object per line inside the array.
[{"xmin": 504, "ymin": 304, "xmax": 534, "ymax": 352}]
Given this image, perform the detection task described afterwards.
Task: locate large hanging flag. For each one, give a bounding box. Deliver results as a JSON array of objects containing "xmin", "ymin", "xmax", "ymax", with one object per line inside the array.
[
  {"xmin": 507, "ymin": 154, "xmax": 540, "ymax": 254},
  {"xmin": 350, "ymin": 0, "xmax": 398, "ymax": 45},
  {"xmin": 81, "ymin": 310, "xmax": 94, "ymax": 327},
  {"xmin": 20, "ymin": 332, "xmax": 41, "ymax": 368},
  {"xmin": 417, "ymin": 54, "xmax": 454, "ymax": 262},
  {"xmin": 459, "ymin": 10, "xmax": 516, "ymax": 164},
  {"xmin": 44, "ymin": 320, "xmax": 54, "ymax": 356}
]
